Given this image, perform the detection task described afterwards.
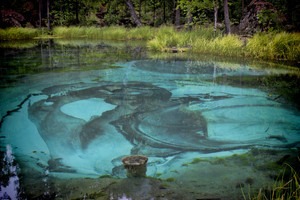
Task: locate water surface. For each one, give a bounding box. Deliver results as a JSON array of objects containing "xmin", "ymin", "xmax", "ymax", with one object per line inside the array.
[{"xmin": 0, "ymin": 39, "xmax": 299, "ymax": 200}]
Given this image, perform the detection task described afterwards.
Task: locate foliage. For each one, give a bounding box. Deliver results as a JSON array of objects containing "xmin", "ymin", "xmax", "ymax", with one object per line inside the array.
[{"xmin": 258, "ymin": 9, "xmax": 282, "ymax": 31}]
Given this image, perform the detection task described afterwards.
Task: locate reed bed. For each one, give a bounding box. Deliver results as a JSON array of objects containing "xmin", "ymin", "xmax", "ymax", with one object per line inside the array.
[{"xmin": 0, "ymin": 26, "xmax": 299, "ymax": 61}]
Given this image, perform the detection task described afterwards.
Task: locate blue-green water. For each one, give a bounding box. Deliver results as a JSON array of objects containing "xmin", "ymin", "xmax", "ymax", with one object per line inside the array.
[{"xmin": 0, "ymin": 39, "xmax": 299, "ymax": 200}]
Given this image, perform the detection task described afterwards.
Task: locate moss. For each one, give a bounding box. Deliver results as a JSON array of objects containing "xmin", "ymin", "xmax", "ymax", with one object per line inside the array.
[
  {"xmin": 159, "ymin": 183, "xmax": 170, "ymax": 189},
  {"xmin": 99, "ymin": 175, "xmax": 113, "ymax": 179},
  {"xmin": 165, "ymin": 177, "xmax": 175, "ymax": 182},
  {"xmin": 155, "ymin": 173, "xmax": 162, "ymax": 177},
  {"xmin": 190, "ymin": 158, "xmax": 210, "ymax": 164},
  {"xmin": 182, "ymin": 163, "xmax": 189, "ymax": 167}
]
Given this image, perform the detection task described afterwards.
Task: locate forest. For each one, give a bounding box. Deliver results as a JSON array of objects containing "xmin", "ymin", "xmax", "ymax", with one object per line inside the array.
[
  {"xmin": 0, "ymin": 0, "xmax": 299, "ymax": 31},
  {"xmin": 0, "ymin": 0, "xmax": 299, "ymax": 61}
]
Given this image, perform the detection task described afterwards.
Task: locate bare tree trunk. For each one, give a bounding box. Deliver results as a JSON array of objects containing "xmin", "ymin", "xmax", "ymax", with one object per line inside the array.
[
  {"xmin": 175, "ymin": 1, "xmax": 180, "ymax": 27},
  {"xmin": 39, "ymin": 0, "xmax": 42, "ymax": 29},
  {"xmin": 163, "ymin": 0, "xmax": 166, "ymax": 23},
  {"xmin": 213, "ymin": 1, "xmax": 218, "ymax": 37},
  {"xmin": 223, "ymin": 0, "xmax": 231, "ymax": 34},
  {"xmin": 125, "ymin": 0, "xmax": 142, "ymax": 27},
  {"xmin": 139, "ymin": 0, "xmax": 142, "ymax": 19},
  {"xmin": 153, "ymin": 0, "xmax": 156, "ymax": 26},
  {"xmin": 186, "ymin": 0, "xmax": 192, "ymax": 31},
  {"xmin": 242, "ymin": 0, "xmax": 245, "ymax": 18},
  {"xmin": 75, "ymin": 0, "xmax": 79, "ymax": 24},
  {"xmin": 47, "ymin": 0, "xmax": 50, "ymax": 30},
  {"xmin": 60, "ymin": 0, "xmax": 62, "ymax": 26}
]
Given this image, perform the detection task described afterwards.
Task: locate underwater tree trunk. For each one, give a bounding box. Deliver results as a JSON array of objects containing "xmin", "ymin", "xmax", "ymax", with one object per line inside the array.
[
  {"xmin": 125, "ymin": 0, "xmax": 142, "ymax": 27},
  {"xmin": 223, "ymin": 0, "xmax": 231, "ymax": 34}
]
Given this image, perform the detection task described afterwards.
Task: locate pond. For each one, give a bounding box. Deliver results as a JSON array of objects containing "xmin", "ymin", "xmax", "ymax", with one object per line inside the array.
[{"xmin": 0, "ymin": 39, "xmax": 299, "ymax": 200}]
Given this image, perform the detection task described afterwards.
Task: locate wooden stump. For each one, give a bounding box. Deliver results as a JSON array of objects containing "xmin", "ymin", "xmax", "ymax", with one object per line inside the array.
[{"xmin": 121, "ymin": 155, "xmax": 148, "ymax": 177}]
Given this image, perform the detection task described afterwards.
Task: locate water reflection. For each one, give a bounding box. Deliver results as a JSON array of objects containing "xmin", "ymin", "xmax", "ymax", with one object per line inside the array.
[
  {"xmin": 0, "ymin": 39, "xmax": 299, "ymax": 199},
  {"xmin": 0, "ymin": 145, "xmax": 21, "ymax": 199}
]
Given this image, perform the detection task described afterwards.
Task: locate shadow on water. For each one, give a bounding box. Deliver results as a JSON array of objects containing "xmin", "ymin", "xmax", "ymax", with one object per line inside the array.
[{"xmin": 0, "ymin": 39, "xmax": 300, "ymax": 200}]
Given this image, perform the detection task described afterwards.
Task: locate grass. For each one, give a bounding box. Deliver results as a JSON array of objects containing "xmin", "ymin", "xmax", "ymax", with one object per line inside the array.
[
  {"xmin": 0, "ymin": 26, "xmax": 299, "ymax": 61},
  {"xmin": 246, "ymin": 32, "xmax": 300, "ymax": 61},
  {"xmin": 242, "ymin": 163, "xmax": 300, "ymax": 200},
  {"xmin": 52, "ymin": 26, "xmax": 155, "ymax": 40},
  {"xmin": 0, "ymin": 27, "xmax": 39, "ymax": 40}
]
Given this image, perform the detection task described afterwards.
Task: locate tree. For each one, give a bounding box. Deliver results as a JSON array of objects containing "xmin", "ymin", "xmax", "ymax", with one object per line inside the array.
[
  {"xmin": 213, "ymin": 0, "xmax": 218, "ymax": 36},
  {"xmin": 125, "ymin": 0, "xmax": 142, "ymax": 27},
  {"xmin": 223, "ymin": 0, "xmax": 231, "ymax": 34},
  {"xmin": 175, "ymin": 1, "xmax": 181, "ymax": 27},
  {"xmin": 47, "ymin": 0, "xmax": 50, "ymax": 29},
  {"xmin": 186, "ymin": 0, "xmax": 192, "ymax": 30},
  {"xmin": 39, "ymin": 0, "xmax": 42, "ymax": 28}
]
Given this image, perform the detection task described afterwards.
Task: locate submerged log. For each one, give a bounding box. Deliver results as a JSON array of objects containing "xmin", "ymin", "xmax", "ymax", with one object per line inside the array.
[{"xmin": 121, "ymin": 155, "xmax": 148, "ymax": 177}]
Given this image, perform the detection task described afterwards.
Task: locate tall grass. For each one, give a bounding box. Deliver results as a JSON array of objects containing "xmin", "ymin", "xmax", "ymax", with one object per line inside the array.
[
  {"xmin": 52, "ymin": 26, "xmax": 155, "ymax": 40},
  {"xmin": 242, "ymin": 163, "xmax": 300, "ymax": 200},
  {"xmin": 246, "ymin": 32, "xmax": 300, "ymax": 61},
  {"xmin": 0, "ymin": 26, "xmax": 298, "ymax": 61},
  {"xmin": 0, "ymin": 27, "xmax": 39, "ymax": 40}
]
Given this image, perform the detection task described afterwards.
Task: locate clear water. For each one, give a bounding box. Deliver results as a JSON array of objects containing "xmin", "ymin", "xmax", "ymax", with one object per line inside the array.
[{"xmin": 0, "ymin": 39, "xmax": 299, "ymax": 200}]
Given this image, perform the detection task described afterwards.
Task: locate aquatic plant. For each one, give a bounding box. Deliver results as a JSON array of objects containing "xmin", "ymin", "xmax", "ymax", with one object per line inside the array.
[
  {"xmin": 242, "ymin": 163, "xmax": 300, "ymax": 200},
  {"xmin": 165, "ymin": 177, "xmax": 175, "ymax": 182}
]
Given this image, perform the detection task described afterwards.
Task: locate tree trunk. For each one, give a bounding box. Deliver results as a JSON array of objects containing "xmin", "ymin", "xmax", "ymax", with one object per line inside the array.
[
  {"xmin": 153, "ymin": 0, "xmax": 156, "ymax": 26},
  {"xmin": 75, "ymin": 0, "xmax": 79, "ymax": 24},
  {"xmin": 223, "ymin": 0, "xmax": 231, "ymax": 34},
  {"xmin": 60, "ymin": 0, "xmax": 62, "ymax": 26},
  {"xmin": 186, "ymin": 0, "xmax": 192, "ymax": 31},
  {"xmin": 213, "ymin": 1, "xmax": 218, "ymax": 37},
  {"xmin": 163, "ymin": 0, "xmax": 166, "ymax": 23},
  {"xmin": 125, "ymin": 0, "xmax": 142, "ymax": 27},
  {"xmin": 175, "ymin": 1, "xmax": 180, "ymax": 27},
  {"xmin": 39, "ymin": 0, "xmax": 42, "ymax": 29},
  {"xmin": 242, "ymin": 0, "xmax": 245, "ymax": 18},
  {"xmin": 47, "ymin": 0, "xmax": 50, "ymax": 30},
  {"xmin": 139, "ymin": 0, "xmax": 142, "ymax": 19}
]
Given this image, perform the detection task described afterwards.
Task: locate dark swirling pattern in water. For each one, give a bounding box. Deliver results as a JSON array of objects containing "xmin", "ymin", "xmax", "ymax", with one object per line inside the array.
[{"xmin": 28, "ymin": 81, "xmax": 300, "ymax": 166}]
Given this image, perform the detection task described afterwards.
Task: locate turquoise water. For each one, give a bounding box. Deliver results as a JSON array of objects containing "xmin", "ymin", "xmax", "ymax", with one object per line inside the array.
[{"xmin": 0, "ymin": 39, "xmax": 299, "ymax": 199}]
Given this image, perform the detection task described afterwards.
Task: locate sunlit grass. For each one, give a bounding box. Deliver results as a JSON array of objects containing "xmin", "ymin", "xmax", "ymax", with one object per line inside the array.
[
  {"xmin": 1, "ymin": 26, "xmax": 299, "ymax": 61},
  {"xmin": 246, "ymin": 32, "xmax": 300, "ymax": 61},
  {"xmin": 0, "ymin": 27, "xmax": 39, "ymax": 40},
  {"xmin": 52, "ymin": 26, "xmax": 155, "ymax": 40}
]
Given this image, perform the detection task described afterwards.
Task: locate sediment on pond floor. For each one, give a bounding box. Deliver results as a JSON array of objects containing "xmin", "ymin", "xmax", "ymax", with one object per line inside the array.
[{"xmin": 18, "ymin": 148, "xmax": 299, "ymax": 200}]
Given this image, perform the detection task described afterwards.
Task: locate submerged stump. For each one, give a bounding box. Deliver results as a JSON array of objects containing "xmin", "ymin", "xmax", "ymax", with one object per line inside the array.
[{"xmin": 121, "ymin": 155, "xmax": 148, "ymax": 177}]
